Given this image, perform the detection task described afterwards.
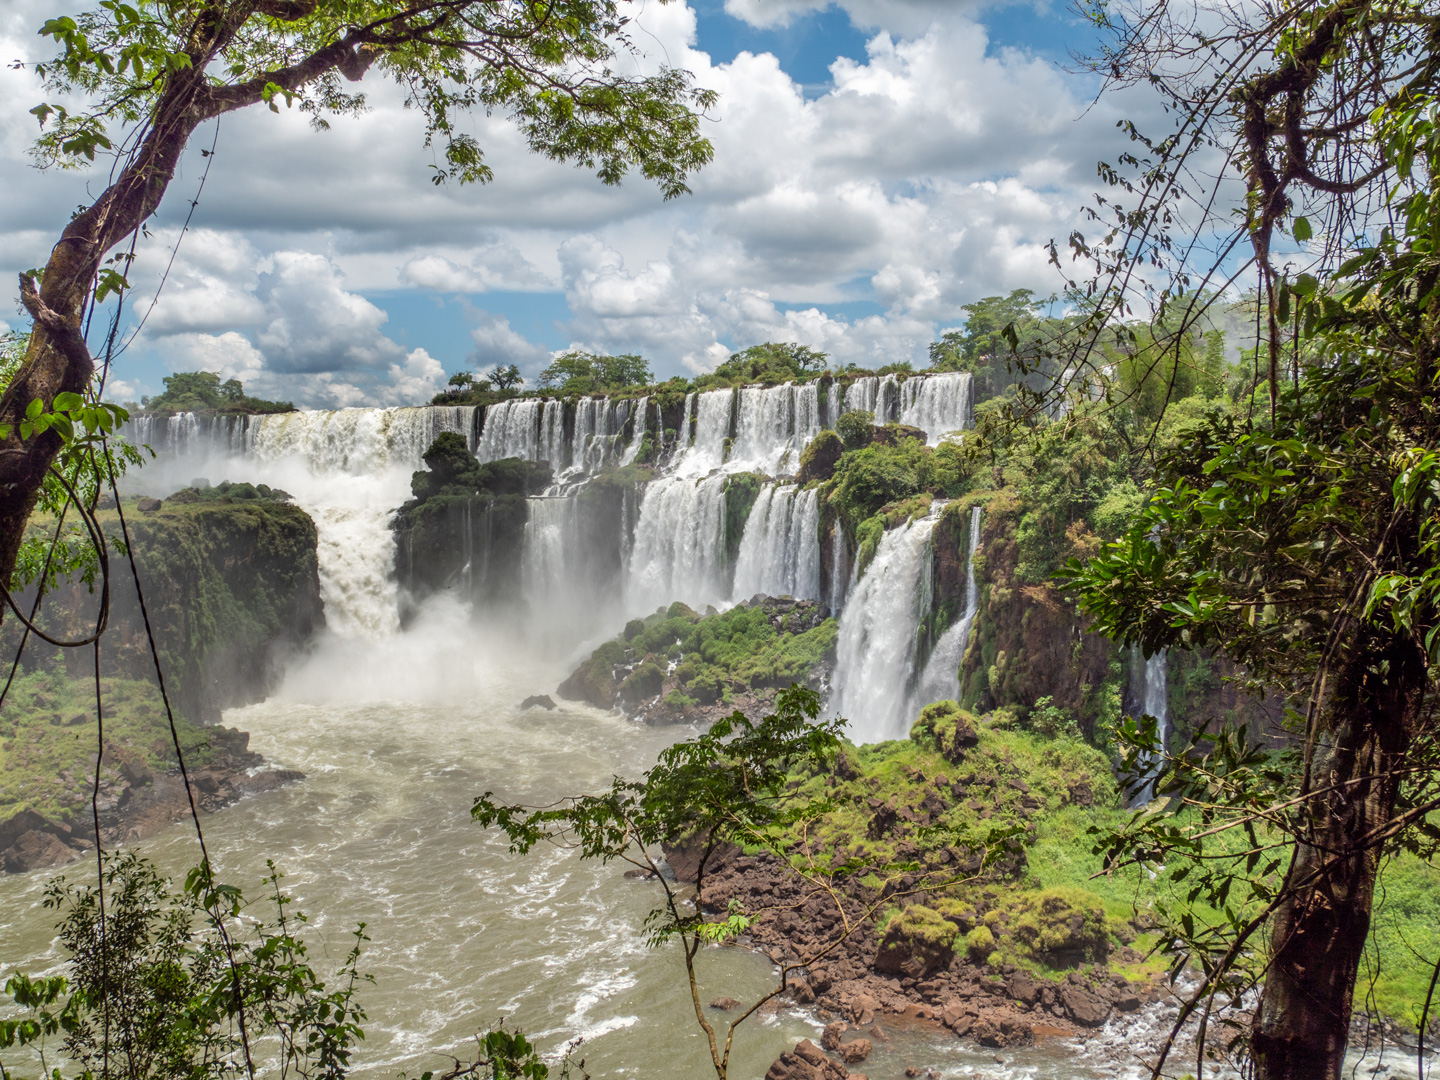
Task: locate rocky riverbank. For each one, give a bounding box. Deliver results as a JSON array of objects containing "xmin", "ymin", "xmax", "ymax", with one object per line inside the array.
[
  {"xmin": 648, "ymin": 698, "xmax": 1228, "ymax": 1074},
  {"xmin": 0, "ymin": 718, "xmax": 302, "ymax": 873}
]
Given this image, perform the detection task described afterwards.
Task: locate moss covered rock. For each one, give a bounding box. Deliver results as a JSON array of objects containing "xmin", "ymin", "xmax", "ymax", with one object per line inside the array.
[
  {"xmin": 876, "ymin": 904, "xmax": 957, "ymax": 978},
  {"xmin": 910, "ymin": 699, "xmax": 980, "ymax": 764},
  {"xmin": 797, "ymin": 430, "xmax": 843, "ymax": 483}
]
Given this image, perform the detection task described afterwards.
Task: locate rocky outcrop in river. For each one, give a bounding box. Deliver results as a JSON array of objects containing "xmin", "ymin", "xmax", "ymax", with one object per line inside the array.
[{"xmin": 557, "ymin": 595, "xmax": 836, "ymax": 724}]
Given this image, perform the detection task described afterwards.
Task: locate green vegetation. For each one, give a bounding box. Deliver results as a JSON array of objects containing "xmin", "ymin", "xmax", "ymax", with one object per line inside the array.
[
  {"xmin": 0, "ymin": 671, "xmax": 215, "ymax": 825},
  {"xmin": 699, "ymin": 342, "xmax": 829, "ymax": 387},
  {"xmin": 166, "ymin": 479, "xmax": 293, "ymax": 504},
  {"xmin": 392, "ymin": 433, "xmax": 550, "ymax": 604},
  {"xmin": 538, "ymin": 351, "xmax": 652, "ymax": 395},
  {"xmin": 6, "ymin": 497, "xmax": 324, "ymax": 729},
  {"xmin": 561, "ymin": 600, "xmax": 838, "ymax": 713},
  {"xmin": 141, "ymin": 372, "xmax": 294, "ymax": 416}
]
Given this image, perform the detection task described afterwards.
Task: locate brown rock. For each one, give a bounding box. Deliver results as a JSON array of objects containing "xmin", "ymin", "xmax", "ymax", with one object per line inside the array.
[
  {"xmin": 1006, "ymin": 970, "xmax": 1042, "ymax": 1005},
  {"xmin": 839, "ymin": 1038, "xmax": 871, "ymax": 1064},
  {"xmin": 708, "ymin": 997, "xmax": 742, "ymax": 1010},
  {"xmin": 1060, "ymin": 986, "xmax": 1111, "ymax": 1027},
  {"xmin": 970, "ymin": 1013, "xmax": 1036, "ymax": 1049},
  {"xmin": 3, "ymin": 830, "xmax": 76, "ymax": 873},
  {"xmin": 848, "ymin": 992, "xmax": 880, "ymax": 1025},
  {"xmin": 794, "ymin": 1040, "xmax": 828, "ymax": 1067},
  {"xmin": 821, "ymin": 1021, "xmax": 850, "ymax": 1051},
  {"xmin": 137, "ymin": 497, "xmax": 163, "ymax": 513}
]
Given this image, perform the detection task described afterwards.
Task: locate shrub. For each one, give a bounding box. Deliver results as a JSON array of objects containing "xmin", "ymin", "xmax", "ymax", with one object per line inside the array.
[
  {"xmin": 835, "ymin": 409, "xmax": 875, "ymax": 450},
  {"xmin": 910, "ymin": 699, "xmax": 980, "ymax": 764},
  {"xmin": 966, "ymin": 924, "xmax": 995, "ymax": 958}
]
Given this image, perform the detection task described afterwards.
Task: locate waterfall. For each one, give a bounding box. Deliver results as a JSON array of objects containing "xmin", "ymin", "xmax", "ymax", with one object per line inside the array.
[
  {"xmin": 540, "ymin": 400, "xmax": 567, "ymax": 472},
  {"xmin": 829, "ymin": 522, "xmax": 850, "ymax": 614},
  {"xmin": 476, "ymin": 399, "xmax": 545, "ymax": 463},
  {"xmin": 522, "ymin": 495, "xmax": 580, "ymax": 623},
  {"xmin": 618, "ymin": 397, "xmax": 649, "ymax": 467},
  {"xmin": 625, "ymin": 474, "xmax": 730, "ymax": 613},
  {"xmin": 728, "ymin": 383, "xmax": 823, "ymax": 475},
  {"xmin": 732, "ymin": 484, "xmax": 822, "ymax": 601},
  {"xmin": 835, "ymin": 373, "xmax": 972, "ymax": 441},
  {"xmin": 830, "ymin": 509, "xmax": 943, "ymax": 743},
  {"xmin": 899, "ymin": 372, "xmax": 974, "ymax": 445},
  {"xmin": 1132, "ymin": 648, "xmax": 1170, "ymax": 802},
  {"xmin": 841, "ymin": 374, "xmax": 900, "ymax": 422},
  {"xmin": 909, "ymin": 505, "xmax": 984, "ymax": 711},
  {"xmin": 674, "ymin": 389, "xmax": 733, "ymax": 477}
]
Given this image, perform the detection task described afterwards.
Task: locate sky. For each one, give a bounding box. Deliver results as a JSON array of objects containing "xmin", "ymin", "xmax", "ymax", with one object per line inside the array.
[{"xmin": 0, "ymin": 0, "xmax": 1161, "ymax": 408}]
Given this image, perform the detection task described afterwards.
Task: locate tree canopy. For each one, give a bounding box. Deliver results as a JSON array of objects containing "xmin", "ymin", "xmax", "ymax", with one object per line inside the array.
[
  {"xmin": 142, "ymin": 371, "xmax": 294, "ymax": 416},
  {"xmin": 537, "ymin": 350, "xmax": 652, "ymax": 395}
]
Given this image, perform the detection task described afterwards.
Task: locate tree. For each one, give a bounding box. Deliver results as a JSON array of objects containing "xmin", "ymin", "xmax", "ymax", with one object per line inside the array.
[
  {"xmin": 447, "ymin": 372, "xmax": 475, "ymax": 391},
  {"xmin": 1050, "ymin": 3, "xmax": 1440, "ymax": 1077},
  {"xmin": 928, "ymin": 291, "xmax": 1050, "ymax": 401},
  {"xmin": 141, "ymin": 371, "xmax": 293, "ymax": 415},
  {"xmin": 711, "ymin": 342, "xmax": 828, "ymax": 384},
  {"xmin": 0, "ymin": 0, "xmax": 716, "ymax": 592},
  {"xmin": 487, "ymin": 364, "xmax": 523, "ymax": 391},
  {"xmin": 536, "ymin": 351, "xmax": 651, "ymax": 394}
]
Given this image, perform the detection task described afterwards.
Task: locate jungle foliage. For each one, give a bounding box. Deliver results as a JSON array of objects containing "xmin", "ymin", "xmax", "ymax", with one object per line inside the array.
[{"xmin": 141, "ymin": 373, "xmax": 293, "ymax": 417}]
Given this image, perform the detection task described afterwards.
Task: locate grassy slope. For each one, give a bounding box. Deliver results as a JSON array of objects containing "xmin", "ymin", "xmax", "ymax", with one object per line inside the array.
[{"xmin": 786, "ymin": 711, "xmax": 1440, "ymax": 1024}]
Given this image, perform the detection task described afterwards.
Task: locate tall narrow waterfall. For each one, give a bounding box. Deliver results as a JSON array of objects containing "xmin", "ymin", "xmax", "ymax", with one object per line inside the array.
[
  {"xmin": 618, "ymin": 397, "xmax": 648, "ymax": 467},
  {"xmin": 732, "ymin": 484, "xmax": 822, "ymax": 601},
  {"xmin": 1131, "ymin": 647, "xmax": 1170, "ymax": 803},
  {"xmin": 625, "ymin": 474, "xmax": 730, "ymax": 613},
  {"xmin": 829, "ymin": 523, "xmax": 850, "ymax": 614},
  {"xmin": 830, "ymin": 510, "xmax": 943, "ymax": 743},
  {"xmin": 910, "ymin": 505, "xmax": 984, "ymax": 710}
]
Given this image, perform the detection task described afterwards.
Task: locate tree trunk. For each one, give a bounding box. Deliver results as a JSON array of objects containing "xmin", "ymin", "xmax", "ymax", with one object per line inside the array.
[
  {"xmin": 0, "ymin": 68, "xmax": 213, "ymax": 593},
  {"xmin": 1250, "ymin": 634, "xmax": 1426, "ymax": 1079}
]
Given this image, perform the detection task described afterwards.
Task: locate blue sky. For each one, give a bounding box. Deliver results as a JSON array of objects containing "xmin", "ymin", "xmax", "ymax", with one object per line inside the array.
[{"xmin": 1, "ymin": 0, "xmax": 1135, "ymax": 407}]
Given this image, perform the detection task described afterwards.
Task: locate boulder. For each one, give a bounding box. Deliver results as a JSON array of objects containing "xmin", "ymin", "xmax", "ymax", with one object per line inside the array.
[
  {"xmin": 708, "ymin": 997, "xmax": 742, "ymax": 1010},
  {"xmin": 1060, "ymin": 985, "xmax": 1112, "ymax": 1027},
  {"xmin": 969, "ymin": 1013, "xmax": 1036, "ymax": 1049},
  {"xmin": 763, "ymin": 1039, "xmax": 851, "ymax": 1080},
  {"xmin": 3, "ymin": 829, "xmax": 77, "ymax": 873},
  {"xmin": 821, "ymin": 1021, "xmax": 850, "ymax": 1051},
  {"xmin": 1006, "ymin": 970, "xmax": 1042, "ymax": 1006},
  {"xmin": 797, "ymin": 430, "xmax": 844, "ymax": 483},
  {"xmin": 838, "ymin": 1039, "xmax": 871, "ymax": 1064},
  {"xmin": 875, "ymin": 905, "xmax": 956, "ymax": 980},
  {"xmin": 519, "ymin": 694, "xmax": 556, "ymax": 710},
  {"xmin": 137, "ymin": 497, "xmax": 163, "ymax": 513}
]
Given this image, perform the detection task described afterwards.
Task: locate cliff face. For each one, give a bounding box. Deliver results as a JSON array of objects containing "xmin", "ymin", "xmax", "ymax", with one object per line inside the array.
[
  {"xmin": 7, "ymin": 497, "xmax": 325, "ymax": 726},
  {"xmin": 0, "ymin": 494, "xmax": 322, "ymax": 871},
  {"xmin": 928, "ymin": 489, "xmax": 1278, "ymax": 747}
]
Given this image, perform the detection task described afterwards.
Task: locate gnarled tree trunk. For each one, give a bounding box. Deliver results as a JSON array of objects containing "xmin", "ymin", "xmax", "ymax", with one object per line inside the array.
[{"xmin": 1250, "ymin": 633, "xmax": 1427, "ymax": 1079}]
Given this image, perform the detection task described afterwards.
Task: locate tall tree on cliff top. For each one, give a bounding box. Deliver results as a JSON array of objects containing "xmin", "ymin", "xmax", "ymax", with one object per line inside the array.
[
  {"xmin": 1052, "ymin": 2, "xmax": 1440, "ymax": 1078},
  {"xmin": 0, "ymin": 0, "xmax": 715, "ymax": 592}
]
